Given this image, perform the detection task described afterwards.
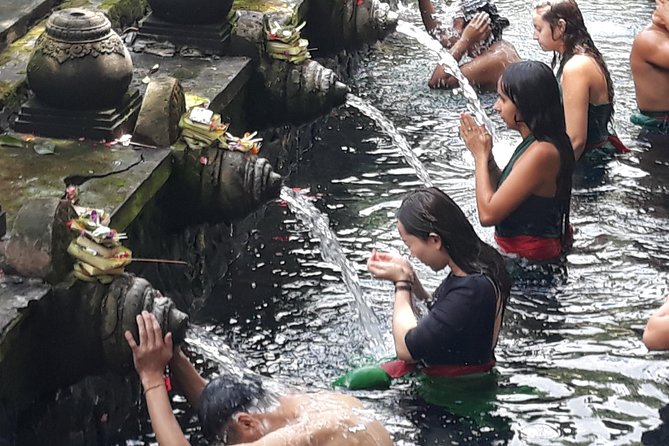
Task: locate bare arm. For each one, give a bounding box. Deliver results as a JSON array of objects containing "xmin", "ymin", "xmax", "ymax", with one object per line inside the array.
[
  {"xmin": 640, "ymin": 25, "xmax": 669, "ymax": 70},
  {"xmin": 170, "ymin": 347, "xmax": 207, "ymax": 410},
  {"xmin": 561, "ymin": 58, "xmax": 593, "ymax": 160},
  {"xmin": 125, "ymin": 312, "xmax": 191, "ymax": 446},
  {"xmin": 417, "ymin": 0, "xmax": 441, "ymax": 35},
  {"xmin": 392, "ymin": 288, "xmax": 418, "ymax": 361},
  {"xmin": 644, "ymin": 296, "xmax": 669, "ymax": 350}
]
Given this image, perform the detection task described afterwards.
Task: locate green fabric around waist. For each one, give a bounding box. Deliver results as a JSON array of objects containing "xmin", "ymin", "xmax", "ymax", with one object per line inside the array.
[{"xmin": 630, "ymin": 111, "xmax": 669, "ymax": 130}]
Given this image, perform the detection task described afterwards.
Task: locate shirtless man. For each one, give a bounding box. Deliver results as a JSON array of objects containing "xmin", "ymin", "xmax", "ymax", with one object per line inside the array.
[
  {"xmin": 125, "ymin": 312, "xmax": 393, "ymax": 446},
  {"xmin": 417, "ymin": 0, "xmax": 520, "ymax": 91},
  {"xmin": 643, "ymin": 295, "xmax": 669, "ymax": 350},
  {"xmin": 630, "ymin": 0, "xmax": 669, "ymax": 130}
]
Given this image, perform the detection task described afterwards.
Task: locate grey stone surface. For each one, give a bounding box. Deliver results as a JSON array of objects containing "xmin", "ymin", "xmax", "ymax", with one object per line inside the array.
[
  {"xmin": 130, "ymin": 52, "xmax": 253, "ymax": 115},
  {"xmin": 133, "ymin": 76, "xmax": 185, "ymax": 147},
  {"xmin": 0, "ymin": 0, "xmax": 59, "ymax": 49},
  {"xmin": 0, "ymin": 277, "xmax": 50, "ymax": 338}
]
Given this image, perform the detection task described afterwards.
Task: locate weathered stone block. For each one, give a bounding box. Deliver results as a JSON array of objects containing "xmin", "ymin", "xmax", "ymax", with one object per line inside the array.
[
  {"xmin": 4, "ymin": 198, "xmax": 76, "ymax": 284},
  {"xmin": 133, "ymin": 76, "xmax": 186, "ymax": 147}
]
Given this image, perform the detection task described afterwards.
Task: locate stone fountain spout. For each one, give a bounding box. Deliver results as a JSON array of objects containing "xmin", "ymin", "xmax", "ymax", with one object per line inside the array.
[
  {"xmin": 297, "ymin": 0, "xmax": 399, "ymax": 53},
  {"xmin": 101, "ymin": 274, "xmax": 189, "ymax": 373},
  {"xmin": 174, "ymin": 148, "xmax": 283, "ymax": 225}
]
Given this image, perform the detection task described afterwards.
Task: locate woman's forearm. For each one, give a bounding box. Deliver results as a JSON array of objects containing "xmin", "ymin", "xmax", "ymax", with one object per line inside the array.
[
  {"xmin": 392, "ymin": 290, "xmax": 417, "ymax": 361},
  {"xmin": 473, "ymin": 155, "xmax": 498, "ymax": 226}
]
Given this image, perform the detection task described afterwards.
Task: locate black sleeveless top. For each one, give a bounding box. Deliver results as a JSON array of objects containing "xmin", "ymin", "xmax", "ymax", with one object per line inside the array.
[{"xmin": 494, "ymin": 135, "xmax": 562, "ymax": 239}]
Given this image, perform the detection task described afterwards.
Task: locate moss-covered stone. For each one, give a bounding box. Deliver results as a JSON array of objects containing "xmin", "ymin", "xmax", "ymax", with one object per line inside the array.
[{"xmin": 232, "ymin": 0, "xmax": 293, "ymax": 13}]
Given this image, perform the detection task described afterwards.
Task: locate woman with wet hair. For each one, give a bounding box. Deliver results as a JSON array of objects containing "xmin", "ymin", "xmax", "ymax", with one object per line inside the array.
[
  {"xmin": 367, "ymin": 187, "xmax": 511, "ymax": 374},
  {"xmin": 417, "ymin": 0, "xmax": 520, "ymax": 90},
  {"xmin": 460, "ymin": 60, "xmax": 574, "ymax": 260},
  {"xmin": 532, "ymin": 0, "xmax": 628, "ymax": 160}
]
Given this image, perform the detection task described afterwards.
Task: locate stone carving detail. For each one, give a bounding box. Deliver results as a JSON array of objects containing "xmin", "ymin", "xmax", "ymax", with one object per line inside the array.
[
  {"xmin": 36, "ymin": 33, "xmax": 127, "ymax": 64},
  {"xmin": 256, "ymin": 58, "xmax": 349, "ymax": 124}
]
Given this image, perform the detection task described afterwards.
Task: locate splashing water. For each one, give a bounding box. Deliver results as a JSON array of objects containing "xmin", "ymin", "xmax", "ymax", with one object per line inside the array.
[
  {"xmin": 280, "ymin": 186, "xmax": 386, "ymax": 352},
  {"xmin": 347, "ymin": 93, "xmax": 434, "ymax": 187},
  {"xmin": 395, "ymin": 20, "xmax": 496, "ymax": 139}
]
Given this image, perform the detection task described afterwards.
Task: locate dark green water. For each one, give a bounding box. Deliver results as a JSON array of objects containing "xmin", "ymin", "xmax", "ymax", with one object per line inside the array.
[{"xmin": 185, "ymin": 1, "xmax": 668, "ymax": 444}]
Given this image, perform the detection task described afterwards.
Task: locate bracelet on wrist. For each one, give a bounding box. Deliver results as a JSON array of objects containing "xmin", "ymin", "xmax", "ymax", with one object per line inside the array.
[
  {"xmin": 394, "ymin": 279, "xmax": 413, "ymax": 285},
  {"xmin": 143, "ymin": 382, "xmax": 164, "ymax": 395},
  {"xmin": 395, "ymin": 284, "xmax": 412, "ymax": 293}
]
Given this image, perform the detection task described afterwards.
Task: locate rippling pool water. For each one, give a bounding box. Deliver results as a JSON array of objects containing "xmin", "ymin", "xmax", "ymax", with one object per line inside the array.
[{"xmin": 183, "ymin": 1, "xmax": 669, "ymax": 444}]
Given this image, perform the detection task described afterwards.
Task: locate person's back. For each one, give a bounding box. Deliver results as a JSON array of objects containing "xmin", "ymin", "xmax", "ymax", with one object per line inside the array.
[
  {"xmin": 274, "ymin": 393, "xmax": 393, "ymax": 446},
  {"xmin": 631, "ymin": 1, "xmax": 669, "ymax": 115}
]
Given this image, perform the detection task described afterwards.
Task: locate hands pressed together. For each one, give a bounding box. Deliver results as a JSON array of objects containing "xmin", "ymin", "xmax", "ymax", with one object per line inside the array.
[{"xmin": 459, "ymin": 113, "xmax": 493, "ymax": 162}]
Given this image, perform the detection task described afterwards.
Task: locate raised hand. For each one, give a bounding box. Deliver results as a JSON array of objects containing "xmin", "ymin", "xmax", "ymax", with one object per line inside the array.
[
  {"xmin": 125, "ymin": 311, "xmax": 173, "ymax": 387},
  {"xmin": 461, "ymin": 12, "xmax": 492, "ymax": 48}
]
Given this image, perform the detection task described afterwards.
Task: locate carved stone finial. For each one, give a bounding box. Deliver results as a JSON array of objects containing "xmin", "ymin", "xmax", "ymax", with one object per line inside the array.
[{"xmin": 26, "ymin": 8, "xmax": 134, "ymax": 109}]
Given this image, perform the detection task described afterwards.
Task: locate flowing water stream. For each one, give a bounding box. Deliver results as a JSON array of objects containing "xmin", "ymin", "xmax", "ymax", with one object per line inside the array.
[{"xmin": 128, "ymin": 1, "xmax": 669, "ymax": 444}]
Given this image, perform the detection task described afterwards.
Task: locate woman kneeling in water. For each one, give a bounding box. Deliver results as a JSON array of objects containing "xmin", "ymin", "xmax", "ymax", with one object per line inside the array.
[
  {"xmin": 460, "ymin": 60, "xmax": 574, "ymax": 261},
  {"xmin": 367, "ymin": 187, "xmax": 511, "ymax": 375}
]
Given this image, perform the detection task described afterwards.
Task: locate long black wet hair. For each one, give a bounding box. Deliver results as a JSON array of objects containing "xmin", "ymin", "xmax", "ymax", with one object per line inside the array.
[
  {"xmin": 536, "ymin": 0, "xmax": 614, "ymax": 109},
  {"xmin": 499, "ymin": 60, "xmax": 575, "ymax": 249},
  {"xmin": 397, "ymin": 187, "xmax": 512, "ymax": 304}
]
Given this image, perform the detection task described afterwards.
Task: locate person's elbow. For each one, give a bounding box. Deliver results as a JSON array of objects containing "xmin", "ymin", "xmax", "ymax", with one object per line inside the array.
[
  {"xmin": 428, "ymin": 73, "xmax": 459, "ymax": 90},
  {"xmin": 643, "ymin": 320, "xmax": 669, "ymax": 350},
  {"xmin": 478, "ymin": 209, "xmax": 502, "ymax": 227},
  {"xmin": 395, "ymin": 345, "xmax": 414, "ymax": 362},
  {"xmin": 570, "ymin": 135, "xmax": 587, "ymax": 160}
]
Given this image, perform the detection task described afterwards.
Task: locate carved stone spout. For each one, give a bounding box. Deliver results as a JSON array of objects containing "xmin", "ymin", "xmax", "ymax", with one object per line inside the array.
[
  {"xmin": 256, "ymin": 59, "xmax": 349, "ymax": 124},
  {"xmin": 101, "ymin": 275, "xmax": 189, "ymax": 373},
  {"xmin": 174, "ymin": 149, "xmax": 283, "ymax": 224},
  {"xmin": 298, "ymin": 0, "xmax": 398, "ymax": 53}
]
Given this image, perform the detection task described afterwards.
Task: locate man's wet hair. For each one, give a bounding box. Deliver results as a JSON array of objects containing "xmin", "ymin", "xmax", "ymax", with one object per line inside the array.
[
  {"xmin": 462, "ymin": 0, "xmax": 510, "ymax": 42},
  {"xmin": 198, "ymin": 374, "xmax": 265, "ymax": 439}
]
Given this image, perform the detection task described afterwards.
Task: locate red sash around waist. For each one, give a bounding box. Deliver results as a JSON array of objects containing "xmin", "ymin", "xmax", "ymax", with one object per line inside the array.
[
  {"xmin": 494, "ymin": 233, "xmax": 562, "ymax": 261},
  {"xmin": 379, "ymin": 359, "xmax": 495, "ymax": 379},
  {"xmin": 586, "ymin": 134, "xmax": 630, "ymax": 153}
]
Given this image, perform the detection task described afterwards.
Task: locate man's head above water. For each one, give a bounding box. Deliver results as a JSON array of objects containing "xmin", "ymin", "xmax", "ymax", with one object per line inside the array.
[
  {"xmin": 199, "ymin": 374, "xmax": 270, "ymax": 444},
  {"xmin": 453, "ymin": 0, "xmax": 510, "ymax": 46}
]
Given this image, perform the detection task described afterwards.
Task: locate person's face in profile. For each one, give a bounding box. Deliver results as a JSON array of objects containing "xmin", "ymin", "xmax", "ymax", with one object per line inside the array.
[
  {"xmin": 532, "ymin": 6, "xmax": 561, "ymax": 52},
  {"xmin": 493, "ymin": 80, "xmax": 522, "ymax": 131}
]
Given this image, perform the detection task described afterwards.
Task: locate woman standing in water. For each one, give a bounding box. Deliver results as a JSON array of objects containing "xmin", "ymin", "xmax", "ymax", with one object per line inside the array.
[
  {"xmin": 367, "ymin": 187, "xmax": 511, "ymax": 373},
  {"xmin": 460, "ymin": 60, "xmax": 574, "ymax": 261},
  {"xmin": 532, "ymin": 0, "xmax": 628, "ymax": 161}
]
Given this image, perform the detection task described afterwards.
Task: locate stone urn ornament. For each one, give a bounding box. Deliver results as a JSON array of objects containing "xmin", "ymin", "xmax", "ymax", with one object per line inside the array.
[
  {"xmin": 26, "ymin": 8, "xmax": 134, "ymax": 110},
  {"xmin": 147, "ymin": 0, "xmax": 234, "ymax": 24}
]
